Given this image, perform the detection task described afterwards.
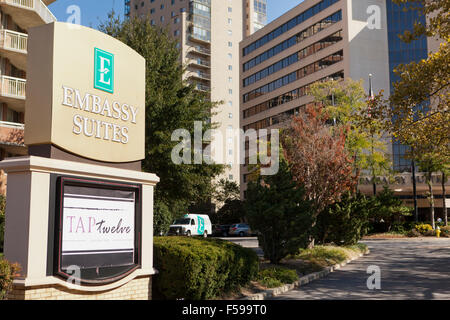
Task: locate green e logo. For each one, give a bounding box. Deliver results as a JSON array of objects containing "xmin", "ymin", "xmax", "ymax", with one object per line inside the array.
[{"xmin": 94, "ymin": 48, "xmax": 114, "ymax": 93}]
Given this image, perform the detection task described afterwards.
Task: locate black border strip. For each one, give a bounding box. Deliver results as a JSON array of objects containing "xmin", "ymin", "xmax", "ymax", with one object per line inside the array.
[{"xmin": 47, "ymin": 174, "xmax": 142, "ymax": 286}]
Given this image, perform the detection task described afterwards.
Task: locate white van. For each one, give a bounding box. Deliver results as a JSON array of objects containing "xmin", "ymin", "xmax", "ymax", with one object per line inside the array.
[{"xmin": 168, "ymin": 214, "xmax": 212, "ymax": 237}]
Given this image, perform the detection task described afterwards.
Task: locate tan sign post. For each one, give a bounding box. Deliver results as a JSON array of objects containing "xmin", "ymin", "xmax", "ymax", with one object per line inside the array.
[{"xmin": 1, "ymin": 22, "xmax": 158, "ymax": 300}]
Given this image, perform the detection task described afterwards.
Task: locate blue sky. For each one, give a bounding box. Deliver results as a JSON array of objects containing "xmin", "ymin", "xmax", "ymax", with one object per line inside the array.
[{"xmin": 49, "ymin": 0, "xmax": 304, "ymax": 29}]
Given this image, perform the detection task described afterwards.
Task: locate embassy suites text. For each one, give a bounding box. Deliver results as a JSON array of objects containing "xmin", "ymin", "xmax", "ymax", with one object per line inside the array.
[{"xmin": 61, "ymin": 85, "xmax": 140, "ymax": 144}]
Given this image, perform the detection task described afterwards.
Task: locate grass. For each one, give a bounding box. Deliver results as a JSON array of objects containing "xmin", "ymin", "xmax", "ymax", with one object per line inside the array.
[
  {"xmin": 364, "ymin": 231, "xmax": 409, "ymax": 239},
  {"xmin": 234, "ymin": 244, "xmax": 368, "ymax": 298},
  {"xmin": 283, "ymin": 245, "xmax": 367, "ymax": 275},
  {"xmin": 257, "ymin": 266, "xmax": 299, "ymax": 288}
]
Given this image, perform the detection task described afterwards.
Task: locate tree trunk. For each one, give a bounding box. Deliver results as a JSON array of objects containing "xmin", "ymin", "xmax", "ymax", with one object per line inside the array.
[
  {"xmin": 371, "ymin": 135, "xmax": 376, "ymax": 196},
  {"xmin": 427, "ymin": 172, "xmax": 435, "ymax": 229},
  {"xmin": 412, "ymin": 160, "xmax": 419, "ymax": 222},
  {"xmin": 443, "ymin": 172, "xmax": 448, "ymax": 226}
]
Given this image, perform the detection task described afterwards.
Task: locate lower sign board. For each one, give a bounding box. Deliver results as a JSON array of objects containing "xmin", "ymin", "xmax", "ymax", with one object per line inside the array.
[{"xmin": 49, "ymin": 175, "xmax": 142, "ymax": 284}]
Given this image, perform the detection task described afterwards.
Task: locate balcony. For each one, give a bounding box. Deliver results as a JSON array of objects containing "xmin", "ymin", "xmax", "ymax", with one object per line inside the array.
[
  {"xmin": 0, "ymin": 120, "xmax": 26, "ymax": 155},
  {"xmin": 195, "ymin": 83, "xmax": 210, "ymax": 92},
  {"xmin": 188, "ymin": 57, "xmax": 210, "ymax": 69},
  {"xmin": 0, "ymin": 75, "xmax": 26, "ymax": 111},
  {"xmin": 0, "ymin": 29, "xmax": 27, "ymax": 70},
  {"xmin": 189, "ymin": 70, "xmax": 211, "ymax": 82},
  {"xmin": 0, "ymin": 0, "xmax": 57, "ymax": 30},
  {"xmin": 188, "ymin": 44, "xmax": 210, "ymax": 56}
]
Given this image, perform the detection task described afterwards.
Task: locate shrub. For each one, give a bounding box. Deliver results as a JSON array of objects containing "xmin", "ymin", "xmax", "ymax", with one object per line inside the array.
[
  {"xmin": 415, "ymin": 223, "xmax": 433, "ymax": 235},
  {"xmin": 316, "ymin": 192, "xmax": 371, "ymax": 246},
  {"xmin": 0, "ymin": 194, "xmax": 5, "ymax": 253},
  {"xmin": 153, "ymin": 237, "xmax": 258, "ymax": 300},
  {"xmin": 440, "ymin": 226, "xmax": 450, "ymax": 237},
  {"xmin": 0, "ymin": 258, "xmax": 21, "ymax": 300},
  {"xmin": 257, "ymin": 266, "xmax": 299, "ymax": 288},
  {"xmin": 391, "ymin": 221, "xmax": 416, "ymax": 234},
  {"xmin": 424, "ymin": 229, "xmax": 436, "ymax": 237},
  {"xmin": 407, "ymin": 229, "xmax": 421, "ymax": 237}
]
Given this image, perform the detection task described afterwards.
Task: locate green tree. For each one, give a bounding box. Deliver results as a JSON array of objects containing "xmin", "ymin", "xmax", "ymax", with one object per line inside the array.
[
  {"xmin": 369, "ymin": 1, "xmax": 450, "ymax": 163},
  {"xmin": 309, "ymin": 79, "xmax": 391, "ymax": 194},
  {"xmin": 212, "ymin": 199, "xmax": 246, "ymax": 225},
  {"xmin": 442, "ymin": 166, "xmax": 449, "ymax": 226},
  {"xmin": 416, "ymin": 157, "xmax": 445, "ymax": 229},
  {"xmin": 153, "ymin": 200, "xmax": 173, "ymax": 236},
  {"xmin": 370, "ymin": 186, "xmax": 412, "ymax": 232},
  {"xmin": 316, "ymin": 192, "xmax": 371, "ymax": 246},
  {"xmin": 281, "ymin": 105, "xmax": 357, "ymax": 247},
  {"xmin": 245, "ymin": 159, "xmax": 313, "ymax": 264},
  {"xmin": 98, "ymin": 13, "xmax": 224, "ymax": 219},
  {"xmin": 212, "ymin": 179, "xmax": 240, "ymax": 204}
]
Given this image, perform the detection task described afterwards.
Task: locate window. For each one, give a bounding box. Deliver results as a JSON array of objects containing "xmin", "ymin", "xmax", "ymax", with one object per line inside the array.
[
  {"xmin": 228, "ymin": 77, "xmax": 232, "ymax": 83},
  {"xmin": 228, "ymin": 18, "xmax": 232, "ymax": 25},
  {"xmin": 229, "ymin": 113, "xmax": 233, "ymax": 118},
  {"xmin": 228, "ymin": 65, "xmax": 233, "ymax": 70},
  {"xmin": 150, "ymin": 8, "xmax": 155, "ymax": 14},
  {"xmin": 229, "ymin": 89, "xmax": 233, "ymax": 94},
  {"xmin": 228, "ymin": 30, "xmax": 232, "ymax": 36},
  {"xmin": 174, "ymin": 30, "xmax": 180, "ymax": 36},
  {"xmin": 228, "ymin": 7, "xmax": 232, "ymax": 12},
  {"xmin": 243, "ymin": 10, "xmax": 343, "ymax": 72},
  {"xmin": 160, "ymin": 4, "xmax": 164, "ymax": 9},
  {"xmin": 228, "ymin": 101, "xmax": 233, "ymax": 106},
  {"xmin": 228, "ymin": 53, "xmax": 232, "ymax": 59},
  {"xmin": 228, "ymin": 42, "xmax": 233, "ymax": 47},
  {"xmin": 243, "ymin": 30, "xmax": 343, "ymax": 87},
  {"xmin": 160, "ymin": 16, "xmax": 164, "ymax": 22}
]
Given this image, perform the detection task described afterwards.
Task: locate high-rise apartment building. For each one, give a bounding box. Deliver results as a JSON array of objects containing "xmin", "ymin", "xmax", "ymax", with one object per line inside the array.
[
  {"xmin": 245, "ymin": 0, "xmax": 267, "ymax": 36},
  {"xmin": 239, "ymin": 0, "xmax": 447, "ymax": 212},
  {"xmin": 0, "ymin": 0, "xmax": 56, "ymax": 193},
  {"xmin": 126, "ymin": 0, "xmax": 266, "ymax": 185}
]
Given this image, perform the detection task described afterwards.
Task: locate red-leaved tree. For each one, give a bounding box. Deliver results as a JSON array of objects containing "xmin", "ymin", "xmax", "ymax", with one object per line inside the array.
[{"xmin": 281, "ymin": 105, "xmax": 358, "ymax": 245}]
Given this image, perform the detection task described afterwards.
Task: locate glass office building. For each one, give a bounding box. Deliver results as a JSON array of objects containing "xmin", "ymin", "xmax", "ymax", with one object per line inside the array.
[{"xmin": 386, "ymin": 0, "xmax": 428, "ymax": 172}]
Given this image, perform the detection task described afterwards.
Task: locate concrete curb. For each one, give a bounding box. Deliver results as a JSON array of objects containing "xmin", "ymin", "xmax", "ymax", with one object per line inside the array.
[{"xmin": 240, "ymin": 249, "xmax": 370, "ymax": 300}]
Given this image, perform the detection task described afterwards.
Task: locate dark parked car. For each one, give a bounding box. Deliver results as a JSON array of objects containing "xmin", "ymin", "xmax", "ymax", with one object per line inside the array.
[
  {"xmin": 228, "ymin": 223, "xmax": 252, "ymax": 237},
  {"xmin": 212, "ymin": 224, "xmax": 231, "ymax": 237}
]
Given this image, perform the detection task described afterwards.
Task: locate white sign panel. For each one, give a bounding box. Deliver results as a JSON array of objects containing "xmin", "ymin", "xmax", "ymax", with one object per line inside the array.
[{"xmin": 61, "ymin": 187, "xmax": 136, "ymax": 268}]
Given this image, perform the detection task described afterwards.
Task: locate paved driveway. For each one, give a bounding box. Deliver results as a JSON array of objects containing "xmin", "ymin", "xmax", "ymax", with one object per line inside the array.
[{"xmin": 271, "ymin": 238, "xmax": 450, "ymax": 300}]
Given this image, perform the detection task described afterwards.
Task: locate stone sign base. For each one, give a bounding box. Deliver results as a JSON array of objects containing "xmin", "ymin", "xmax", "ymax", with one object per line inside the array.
[
  {"xmin": 1, "ymin": 156, "xmax": 159, "ymax": 300},
  {"xmin": 8, "ymin": 275, "xmax": 152, "ymax": 300}
]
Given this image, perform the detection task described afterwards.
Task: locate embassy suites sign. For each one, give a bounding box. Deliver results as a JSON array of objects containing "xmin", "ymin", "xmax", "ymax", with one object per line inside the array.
[
  {"xmin": 61, "ymin": 86, "xmax": 139, "ymax": 145},
  {"xmin": 25, "ymin": 22, "xmax": 145, "ymax": 163}
]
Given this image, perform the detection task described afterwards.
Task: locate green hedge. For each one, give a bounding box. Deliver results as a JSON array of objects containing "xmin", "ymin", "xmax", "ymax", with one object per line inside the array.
[{"xmin": 153, "ymin": 237, "xmax": 259, "ymax": 300}]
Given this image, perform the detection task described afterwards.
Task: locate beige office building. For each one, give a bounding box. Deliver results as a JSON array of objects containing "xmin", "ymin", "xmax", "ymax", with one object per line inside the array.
[
  {"xmin": 0, "ymin": 0, "xmax": 56, "ymax": 193},
  {"xmin": 240, "ymin": 0, "xmax": 448, "ymax": 215},
  {"xmin": 126, "ymin": 0, "xmax": 267, "ymax": 185}
]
